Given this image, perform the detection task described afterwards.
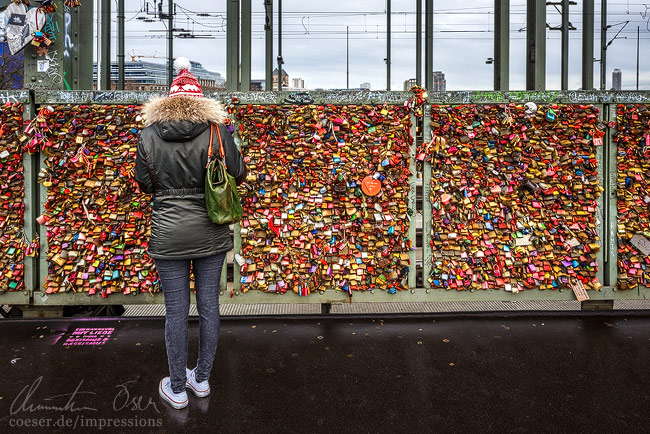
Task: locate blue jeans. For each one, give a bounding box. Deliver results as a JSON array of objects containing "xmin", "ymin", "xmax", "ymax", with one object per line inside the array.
[{"xmin": 155, "ymin": 253, "xmax": 226, "ymax": 393}]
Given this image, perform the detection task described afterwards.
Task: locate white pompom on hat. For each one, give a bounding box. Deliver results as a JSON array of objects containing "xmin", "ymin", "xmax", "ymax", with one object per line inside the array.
[
  {"xmin": 173, "ymin": 57, "xmax": 192, "ymax": 74},
  {"xmin": 169, "ymin": 57, "xmax": 204, "ymax": 98}
]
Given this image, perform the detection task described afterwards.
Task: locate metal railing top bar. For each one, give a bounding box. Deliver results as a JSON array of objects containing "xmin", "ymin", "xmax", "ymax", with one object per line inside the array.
[
  {"xmin": 424, "ymin": 90, "xmax": 650, "ymax": 104},
  {"xmin": 33, "ymin": 90, "xmax": 414, "ymax": 105},
  {"xmin": 30, "ymin": 90, "xmax": 650, "ymax": 106}
]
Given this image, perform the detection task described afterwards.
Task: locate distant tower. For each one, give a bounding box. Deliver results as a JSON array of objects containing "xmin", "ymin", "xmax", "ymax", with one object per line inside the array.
[
  {"xmin": 432, "ymin": 71, "xmax": 446, "ymax": 91},
  {"xmin": 612, "ymin": 69, "xmax": 622, "ymax": 90}
]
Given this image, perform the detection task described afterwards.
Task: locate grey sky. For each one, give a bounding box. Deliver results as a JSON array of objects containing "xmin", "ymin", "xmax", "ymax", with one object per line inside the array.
[{"xmin": 98, "ymin": 0, "xmax": 650, "ymax": 90}]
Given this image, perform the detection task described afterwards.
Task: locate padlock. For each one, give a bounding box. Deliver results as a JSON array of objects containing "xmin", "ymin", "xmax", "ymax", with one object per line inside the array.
[
  {"xmin": 24, "ymin": 104, "xmax": 158, "ymax": 295},
  {"xmin": 231, "ymin": 102, "xmax": 413, "ymax": 294},
  {"xmin": 420, "ymin": 103, "xmax": 602, "ymax": 292},
  {"xmin": 615, "ymin": 104, "xmax": 650, "ymax": 290},
  {"xmin": 0, "ymin": 103, "xmax": 26, "ymax": 292}
]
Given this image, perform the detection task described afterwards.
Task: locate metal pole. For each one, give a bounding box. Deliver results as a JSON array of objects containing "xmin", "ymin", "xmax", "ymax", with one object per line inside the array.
[
  {"xmin": 494, "ymin": 0, "xmax": 509, "ymax": 90},
  {"xmin": 425, "ymin": 0, "xmax": 433, "ymax": 90},
  {"xmin": 416, "ymin": 0, "xmax": 422, "ymax": 86},
  {"xmin": 264, "ymin": 0, "xmax": 272, "ymax": 91},
  {"xmin": 387, "ymin": 0, "xmax": 391, "ymax": 90},
  {"xmin": 77, "ymin": 1, "xmax": 94, "ymax": 89},
  {"xmin": 561, "ymin": 0, "xmax": 569, "ymax": 90},
  {"xmin": 636, "ymin": 26, "xmax": 640, "ymax": 90},
  {"xmin": 117, "ymin": 0, "xmax": 125, "ymax": 90},
  {"xmin": 241, "ymin": 0, "xmax": 251, "ymax": 91},
  {"xmin": 167, "ymin": 0, "xmax": 173, "ymax": 88},
  {"xmin": 278, "ymin": 0, "xmax": 282, "ymax": 91},
  {"xmin": 526, "ymin": 0, "xmax": 546, "ymax": 91},
  {"xmin": 346, "ymin": 26, "xmax": 349, "ymax": 90},
  {"xmin": 600, "ymin": 0, "xmax": 606, "ymax": 90},
  {"xmin": 226, "ymin": 0, "xmax": 240, "ymax": 91},
  {"xmin": 582, "ymin": 0, "xmax": 594, "ymax": 90},
  {"xmin": 99, "ymin": 0, "xmax": 111, "ymax": 90}
]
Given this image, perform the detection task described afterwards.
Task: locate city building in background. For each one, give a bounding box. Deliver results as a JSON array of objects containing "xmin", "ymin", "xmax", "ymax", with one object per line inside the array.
[
  {"xmin": 292, "ymin": 77, "xmax": 305, "ymax": 89},
  {"xmin": 432, "ymin": 71, "xmax": 446, "ymax": 91},
  {"xmin": 273, "ymin": 68, "xmax": 289, "ymax": 89},
  {"xmin": 92, "ymin": 60, "xmax": 225, "ymax": 91},
  {"xmin": 403, "ymin": 78, "xmax": 417, "ymax": 91},
  {"xmin": 612, "ymin": 69, "xmax": 622, "ymax": 90},
  {"xmin": 360, "ymin": 82, "xmax": 371, "ymax": 90}
]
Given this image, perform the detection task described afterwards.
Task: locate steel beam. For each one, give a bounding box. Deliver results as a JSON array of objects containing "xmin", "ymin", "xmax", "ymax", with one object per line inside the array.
[
  {"xmin": 240, "ymin": 0, "xmax": 251, "ymax": 91},
  {"xmin": 76, "ymin": 0, "xmax": 94, "ymax": 89},
  {"xmin": 277, "ymin": 0, "xmax": 283, "ymax": 91},
  {"xmin": 416, "ymin": 0, "xmax": 422, "ymax": 86},
  {"xmin": 264, "ymin": 0, "xmax": 273, "ymax": 91},
  {"xmin": 582, "ymin": 0, "xmax": 594, "ymax": 90},
  {"xmin": 117, "ymin": 0, "xmax": 125, "ymax": 90},
  {"xmin": 494, "ymin": 0, "xmax": 509, "ymax": 90},
  {"xmin": 425, "ymin": 0, "xmax": 433, "ymax": 91},
  {"xmin": 526, "ymin": 0, "xmax": 546, "ymax": 90},
  {"xmin": 167, "ymin": 0, "xmax": 173, "ymax": 89},
  {"xmin": 226, "ymin": 0, "xmax": 240, "ymax": 91},
  {"xmin": 99, "ymin": 0, "xmax": 111, "ymax": 90},
  {"xmin": 387, "ymin": 0, "xmax": 391, "ymax": 90},
  {"xmin": 600, "ymin": 0, "xmax": 607, "ymax": 90},
  {"xmin": 561, "ymin": 0, "xmax": 569, "ymax": 90},
  {"xmin": 63, "ymin": 3, "xmax": 92, "ymax": 90}
]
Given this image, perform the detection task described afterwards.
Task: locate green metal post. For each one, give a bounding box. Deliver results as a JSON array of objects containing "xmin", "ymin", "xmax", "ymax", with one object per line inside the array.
[
  {"xmin": 494, "ymin": 0, "xmax": 509, "ymax": 90},
  {"xmin": 595, "ymin": 104, "xmax": 604, "ymax": 287},
  {"xmin": 241, "ymin": 0, "xmax": 251, "ymax": 91},
  {"xmin": 526, "ymin": 0, "xmax": 546, "ymax": 90},
  {"xmin": 23, "ymin": 99, "xmax": 37, "ymax": 298},
  {"xmin": 416, "ymin": 0, "xmax": 422, "ymax": 86},
  {"xmin": 76, "ymin": 1, "xmax": 94, "ymax": 89},
  {"xmin": 118, "ymin": 0, "xmax": 125, "ymax": 90},
  {"xmin": 408, "ymin": 112, "xmax": 416, "ymax": 289},
  {"xmin": 600, "ymin": 0, "xmax": 607, "ymax": 90},
  {"xmin": 606, "ymin": 103, "xmax": 617, "ymax": 287},
  {"xmin": 425, "ymin": 0, "xmax": 433, "ymax": 91},
  {"xmin": 38, "ymin": 150, "xmax": 48, "ymax": 296},
  {"xmin": 167, "ymin": 0, "xmax": 173, "ymax": 89},
  {"xmin": 561, "ymin": 0, "xmax": 569, "ymax": 90},
  {"xmin": 582, "ymin": 0, "xmax": 594, "ymax": 90},
  {"xmin": 264, "ymin": 0, "xmax": 272, "ymax": 91},
  {"xmin": 422, "ymin": 105, "xmax": 432, "ymax": 289},
  {"xmin": 63, "ymin": 4, "xmax": 80, "ymax": 90},
  {"xmin": 277, "ymin": 0, "xmax": 282, "ymax": 91},
  {"xmin": 99, "ymin": 0, "xmax": 111, "ymax": 90},
  {"xmin": 226, "ymin": 0, "xmax": 240, "ymax": 91},
  {"xmin": 387, "ymin": 0, "xmax": 391, "ymax": 91}
]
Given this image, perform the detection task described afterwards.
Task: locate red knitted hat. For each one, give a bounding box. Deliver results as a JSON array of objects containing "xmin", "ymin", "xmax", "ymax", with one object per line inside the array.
[{"xmin": 169, "ymin": 57, "xmax": 204, "ymax": 98}]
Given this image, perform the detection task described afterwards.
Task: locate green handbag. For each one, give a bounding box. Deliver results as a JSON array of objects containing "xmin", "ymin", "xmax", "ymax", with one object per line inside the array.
[{"xmin": 205, "ymin": 123, "xmax": 243, "ymax": 225}]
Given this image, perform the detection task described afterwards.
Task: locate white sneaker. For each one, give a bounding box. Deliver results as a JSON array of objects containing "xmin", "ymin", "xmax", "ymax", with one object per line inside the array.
[
  {"xmin": 185, "ymin": 367, "xmax": 210, "ymax": 397},
  {"xmin": 159, "ymin": 377, "xmax": 189, "ymax": 409}
]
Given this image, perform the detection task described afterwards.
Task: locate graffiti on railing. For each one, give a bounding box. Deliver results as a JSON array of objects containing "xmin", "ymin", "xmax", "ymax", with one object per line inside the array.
[{"xmin": 0, "ymin": 92, "xmax": 28, "ymax": 103}]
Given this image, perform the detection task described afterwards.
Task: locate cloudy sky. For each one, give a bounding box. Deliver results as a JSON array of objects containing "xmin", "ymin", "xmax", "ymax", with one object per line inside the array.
[{"xmin": 97, "ymin": 0, "xmax": 650, "ymax": 90}]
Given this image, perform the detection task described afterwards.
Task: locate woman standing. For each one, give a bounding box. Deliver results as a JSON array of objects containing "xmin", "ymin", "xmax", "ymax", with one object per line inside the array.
[{"xmin": 135, "ymin": 58, "xmax": 246, "ymax": 409}]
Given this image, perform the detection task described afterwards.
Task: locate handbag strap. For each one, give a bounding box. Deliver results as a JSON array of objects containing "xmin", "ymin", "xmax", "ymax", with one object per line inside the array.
[
  {"xmin": 215, "ymin": 123, "xmax": 228, "ymax": 169},
  {"xmin": 206, "ymin": 124, "xmax": 214, "ymax": 168},
  {"xmin": 206, "ymin": 123, "xmax": 228, "ymax": 169}
]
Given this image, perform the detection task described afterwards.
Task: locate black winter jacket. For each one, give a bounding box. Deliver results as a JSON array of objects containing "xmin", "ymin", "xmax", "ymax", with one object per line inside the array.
[{"xmin": 135, "ymin": 96, "xmax": 246, "ymax": 260}]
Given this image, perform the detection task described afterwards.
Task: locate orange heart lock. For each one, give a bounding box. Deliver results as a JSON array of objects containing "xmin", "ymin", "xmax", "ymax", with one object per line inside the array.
[{"xmin": 361, "ymin": 176, "xmax": 382, "ymax": 196}]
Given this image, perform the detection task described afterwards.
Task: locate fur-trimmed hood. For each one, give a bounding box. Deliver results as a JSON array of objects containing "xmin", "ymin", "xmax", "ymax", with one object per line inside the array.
[{"xmin": 141, "ymin": 96, "xmax": 228, "ymax": 126}]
